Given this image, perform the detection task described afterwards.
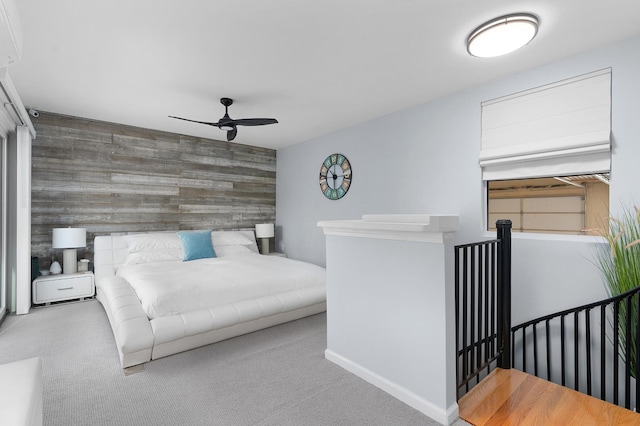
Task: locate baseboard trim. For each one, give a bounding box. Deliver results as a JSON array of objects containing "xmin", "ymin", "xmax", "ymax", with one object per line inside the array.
[{"xmin": 325, "ymin": 349, "xmax": 459, "ymax": 425}]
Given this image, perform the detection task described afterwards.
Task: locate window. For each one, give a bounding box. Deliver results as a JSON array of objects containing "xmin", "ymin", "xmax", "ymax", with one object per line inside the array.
[
  {"xmin": 480, "ymin": 69, "xmax": 611, "ymax": 235},
  {"xmin": 487, "ymin": 174, "xmax": 609, "ymax": 235}
]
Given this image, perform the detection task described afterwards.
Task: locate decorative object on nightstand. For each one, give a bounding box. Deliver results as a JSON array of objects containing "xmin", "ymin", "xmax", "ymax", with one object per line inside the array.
[
  {"xmin": 77, "ymin": 258, "xmax": 90, "ymax": 272},
  {"xmin": 255, "ymin": 223, "xmax": 275, "ymax": 255},
  {"xmin": 49, "ymin": 259, "xmax": 61, "ymax": 275},
  {"xmin": 52, "ymin": 228, "xmax": 86, "ymax": 275},
  {"xmin": 32, "ymin": 271, "xmax": 94, "ymax": 305}
]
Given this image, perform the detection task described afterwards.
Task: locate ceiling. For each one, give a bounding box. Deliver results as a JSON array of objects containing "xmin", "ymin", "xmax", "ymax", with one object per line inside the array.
[{"xmin": 9, "ymin": 0, "xmax": 640, "ymax": 150}]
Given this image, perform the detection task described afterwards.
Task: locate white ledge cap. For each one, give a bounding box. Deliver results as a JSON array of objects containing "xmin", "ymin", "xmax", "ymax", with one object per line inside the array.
[
  {"xmin": 362, "ymin": 214, "xmax": 459, "ymax": 229},
  {"xmin": 317, "ymin": 214, "xmax": 459, "ymax": 242}
]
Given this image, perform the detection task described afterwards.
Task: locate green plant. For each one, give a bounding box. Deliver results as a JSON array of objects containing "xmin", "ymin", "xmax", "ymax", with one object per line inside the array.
[{"xmin": 592, "ymin": 206, "xmax": 640, "ymax": 378}]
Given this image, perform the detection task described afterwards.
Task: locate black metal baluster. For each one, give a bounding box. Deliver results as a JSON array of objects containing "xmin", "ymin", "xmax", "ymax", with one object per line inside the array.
[
  {"xmin": 561, "ymin": 315, "xmax": 566, "ymax": 386},
  {"xmin": 601, "ymin": 304, "xmax": 607, "ymax": 402},
  {"xmin": 585, "ymin": 308, "xmax": 592, "ymax": 396},
  {"xmin": 462, "ymin": 247, "xmax": 468, "ymax": 392},
  {"xmin": 522, "ymin": 325, "xmax": 527, "ymax": 372},
  {"xmin": 546, "ymin": 319, "xmax": 551, "ymax": 381},
  {"xmin": 512, "ymin": 329, "xmax": 516, "ymax": 369},
  {"xmin": 625, "ymin": 296, "xmax": 632, "ymax": 409},
  {"xmin": 490, "ymin": 242, "xmax": 496, "ymax": 359},
  {"xmin": 614, "ymin": 301, "xmax": 620, "ymax": 405},
  {"xmin": 477, "ymin": 245, "xmax": 483, "ymax": 376},
  {"xmin": 470, "ymin": 247, "xmax": 476, "ymax": 383},
  {"xmin": 496, "ymin": 220, "xmax": 512, "ymax": 369},
  {"xmin": 574, "ymin": 312, "xmax": 579, "ymax": 391},
  {"xmin": 533, "ymin": 323, "xmax": 538, "ymax": 377},
  {"xmin": 636, "ymin": 293, "xmax": 640, "ymax": 411},
  {"xmin": 454, "ymin": 246, "xmax": 460, "ymax": 395},
  {"xmin": 483, "ymin": 243, "xmax": 490, "ymax": 370}
]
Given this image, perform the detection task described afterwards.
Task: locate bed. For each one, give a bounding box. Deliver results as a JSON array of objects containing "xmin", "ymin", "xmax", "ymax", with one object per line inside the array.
[{"xmin": 94, "ymin": 230, "xmax": 326, "ymax": 368}]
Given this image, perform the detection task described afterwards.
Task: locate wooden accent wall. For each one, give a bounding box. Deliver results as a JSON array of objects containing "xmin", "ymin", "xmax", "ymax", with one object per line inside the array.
[{"xmin": 31, "ymin": 112, "xmax": 276, "ymax": 267}]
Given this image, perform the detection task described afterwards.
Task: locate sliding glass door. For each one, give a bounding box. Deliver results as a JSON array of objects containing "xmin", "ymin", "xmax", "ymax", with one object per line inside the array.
[{"xmin": 0, "ymin": 136, "xmax": 6, "ymax": 324}]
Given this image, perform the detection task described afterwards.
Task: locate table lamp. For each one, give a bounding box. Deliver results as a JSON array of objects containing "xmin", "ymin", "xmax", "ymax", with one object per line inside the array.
[
  {"xmin": 255, "ymin": 223, "xmax": 274, "ymax": 255},
  {"xmin": 52, "ymin": 228, "xmax": 86, "ymax": 274}
]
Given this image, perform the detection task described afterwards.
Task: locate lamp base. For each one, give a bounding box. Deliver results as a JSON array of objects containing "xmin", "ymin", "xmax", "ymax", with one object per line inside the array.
[
  {"xmin": 260, "ymin": 238, "xmax": 270, "ymax": 255},
  {"xmin": 62, "ymin": 248, "xmax": 78, "ymax": 274}
]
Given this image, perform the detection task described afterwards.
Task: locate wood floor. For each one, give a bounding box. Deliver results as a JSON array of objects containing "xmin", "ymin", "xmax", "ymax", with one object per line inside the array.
[{"xmin": 459, "ymin": 368, "xmax": 640, "ymax": 425}]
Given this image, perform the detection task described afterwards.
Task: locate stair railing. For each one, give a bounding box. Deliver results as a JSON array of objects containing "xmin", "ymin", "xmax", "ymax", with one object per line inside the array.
[
  {"xmin": 511, "ymin": 285, "xmax": 640, "ymax": 410},
  {"xmin": 455, "ymin": 219, "xmax": 639, "ymax": 410},
  {"xmin": 455, "ymin": 220, "xmax": 512, "ymax": 399}
]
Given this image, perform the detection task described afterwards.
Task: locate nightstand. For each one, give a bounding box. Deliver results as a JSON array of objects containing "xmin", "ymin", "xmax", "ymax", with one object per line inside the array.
[
  {"xmin": 267, "ymin": 252, "xmax": 287, "ymax": 258},
  {"xmin": 32, "ymin": 272, "xmax": 95, "ymax": 305}
]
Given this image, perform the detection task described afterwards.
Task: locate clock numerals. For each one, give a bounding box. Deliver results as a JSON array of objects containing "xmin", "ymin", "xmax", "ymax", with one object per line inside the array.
[
  {"xmin": 324, "ymin": 187, "xmax": 334, "ymax": 199},
  {"xmin": 319, "ymin": 153, "xmax": 352, "ymax": 200}
]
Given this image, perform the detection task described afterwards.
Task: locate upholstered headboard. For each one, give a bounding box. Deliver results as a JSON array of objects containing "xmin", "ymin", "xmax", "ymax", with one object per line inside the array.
[{"xmin": 93, "ymin": 230, "xmax": 259, "ymax": 285}]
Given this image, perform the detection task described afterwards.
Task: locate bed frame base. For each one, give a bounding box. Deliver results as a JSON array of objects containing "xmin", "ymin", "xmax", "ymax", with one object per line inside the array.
[
  {"xmin": 94, "ymin": 233, "xmax": 327, "ymax": 369},
  {"xmin": 151, "ymin": 303, "xmax": 326, "ymax": 361}
]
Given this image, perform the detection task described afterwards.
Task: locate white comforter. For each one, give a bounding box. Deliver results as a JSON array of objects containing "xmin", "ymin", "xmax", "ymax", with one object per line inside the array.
[{"xmin": 116, "ymin": 253, "xmax": 326, "ymax": 319}]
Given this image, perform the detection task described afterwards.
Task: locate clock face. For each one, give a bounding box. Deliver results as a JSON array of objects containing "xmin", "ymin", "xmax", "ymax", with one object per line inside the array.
[{"xmin": 319, "ymin": 153, "xmax": 352, "ymax": 200}]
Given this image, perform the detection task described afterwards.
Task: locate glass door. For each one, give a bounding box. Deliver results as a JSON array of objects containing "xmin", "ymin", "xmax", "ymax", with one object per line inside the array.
[{"xmin": 0, "ymin": 136, "xmax": 6, "ymax": 324}]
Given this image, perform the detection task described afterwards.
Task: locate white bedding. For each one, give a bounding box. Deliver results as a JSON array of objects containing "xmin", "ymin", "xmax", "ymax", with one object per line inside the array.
[{"xmin": 116, "ymin": 252, "xmax": 326, "ymax": 319}]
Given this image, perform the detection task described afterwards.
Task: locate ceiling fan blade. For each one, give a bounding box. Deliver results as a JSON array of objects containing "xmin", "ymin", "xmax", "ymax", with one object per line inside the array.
[
  {"xmin": 170, "ymin": 99, "xmax": 277, "ymax": 142},
  {"xmin": 227, "ymin": 127, "xmax": 238, "ymax": 142},
  {"xmin": 230, "ymin": 118, "xmax": 278, "ymax": 126},
  {"xmin": 169, "ymin": 116, "xmax": 220, "ymax": 127}
]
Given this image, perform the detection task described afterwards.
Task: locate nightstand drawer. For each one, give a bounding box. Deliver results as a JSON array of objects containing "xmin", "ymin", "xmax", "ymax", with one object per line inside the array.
[{"xmin": 33, "ymin": 273, "xmax": 94, "ymax": 304}]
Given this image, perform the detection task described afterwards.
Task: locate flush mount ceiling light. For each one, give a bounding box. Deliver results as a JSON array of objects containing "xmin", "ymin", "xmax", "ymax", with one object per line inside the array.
[{"xmin": 467, "ymin": 13, "xmax": 539, "ymax": 58}]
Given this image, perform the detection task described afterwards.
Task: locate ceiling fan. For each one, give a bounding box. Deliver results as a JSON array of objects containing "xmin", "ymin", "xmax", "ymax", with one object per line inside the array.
[{"xmin": 169, "ymin": 98, "xmax": 278, "ymax": 142}]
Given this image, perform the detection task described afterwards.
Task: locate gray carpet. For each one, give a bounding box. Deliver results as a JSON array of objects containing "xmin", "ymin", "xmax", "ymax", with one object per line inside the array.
[{"xmin": 0, "ymin": 300, "xmax": 468, "ymax": 425}]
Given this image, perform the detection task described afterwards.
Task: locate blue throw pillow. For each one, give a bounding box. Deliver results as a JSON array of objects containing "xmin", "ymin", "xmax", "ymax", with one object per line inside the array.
[{"xmin": 178, "ymin": 231, "xmax": 216, "ymax": 261}]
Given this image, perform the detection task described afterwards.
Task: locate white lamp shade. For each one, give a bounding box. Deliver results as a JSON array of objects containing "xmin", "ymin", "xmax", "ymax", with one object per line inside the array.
[
  {"xmin": 255, "ymin": 223, "xmax": 275, "ymax": 238},
  {"xmin": 52, "ymin": 228, "xmax": 86, "ymax": 249}
]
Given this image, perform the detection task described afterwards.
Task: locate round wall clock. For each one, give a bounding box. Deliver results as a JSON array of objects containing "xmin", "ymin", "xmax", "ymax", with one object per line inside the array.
[{"xmin": 319, "ymin": 153, "xmax": 352, "ymax": 200}]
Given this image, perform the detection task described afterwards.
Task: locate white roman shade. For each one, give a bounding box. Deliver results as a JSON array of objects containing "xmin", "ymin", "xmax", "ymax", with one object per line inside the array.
[{"xmin": 480, "ymin": 68, "xmax": 611, "ymax": 180}]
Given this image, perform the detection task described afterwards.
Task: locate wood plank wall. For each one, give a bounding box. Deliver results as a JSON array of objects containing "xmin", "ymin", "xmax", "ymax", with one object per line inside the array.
[{"xmin": 31, "ymin": 112, "xmax": 276, "ymax": 268}]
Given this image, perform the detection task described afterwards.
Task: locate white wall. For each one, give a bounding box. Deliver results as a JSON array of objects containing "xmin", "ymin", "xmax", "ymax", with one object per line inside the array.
[{"xmin": 276, "ymin": 35, "xmax": 640, "ymax": 324}]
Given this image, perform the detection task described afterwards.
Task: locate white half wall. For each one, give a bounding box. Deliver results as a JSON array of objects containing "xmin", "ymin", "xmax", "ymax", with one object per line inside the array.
[{"xmin": 319, "ymin": 215, "xmax": 458, "ymax": 425}]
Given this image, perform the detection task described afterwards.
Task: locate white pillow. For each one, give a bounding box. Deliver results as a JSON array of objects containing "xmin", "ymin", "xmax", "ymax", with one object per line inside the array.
[
  {"xmin": 124, "ymin": 250, "xmax": 183, "ymax": 265},
  {"xmin": 121, "ymin": 231, "xmax": 258, "ymax": 263},
  {"xmin": 123, "ymin": 233, "xmax": 182, "ymax": 252},
  {"xmin": 123, "ymin": 233, "xmax": 183, "ymax": 265},
  {"xmin": 211, "ymin": 231, "xmax": 259, "ymax": 253},
  {"xmin": 214, "ymin": 245, "xmax": 254, "ymax": 257},
  {"xmin": 211, "ymin": 231, "xmax": 254, "ymax": 246}
]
